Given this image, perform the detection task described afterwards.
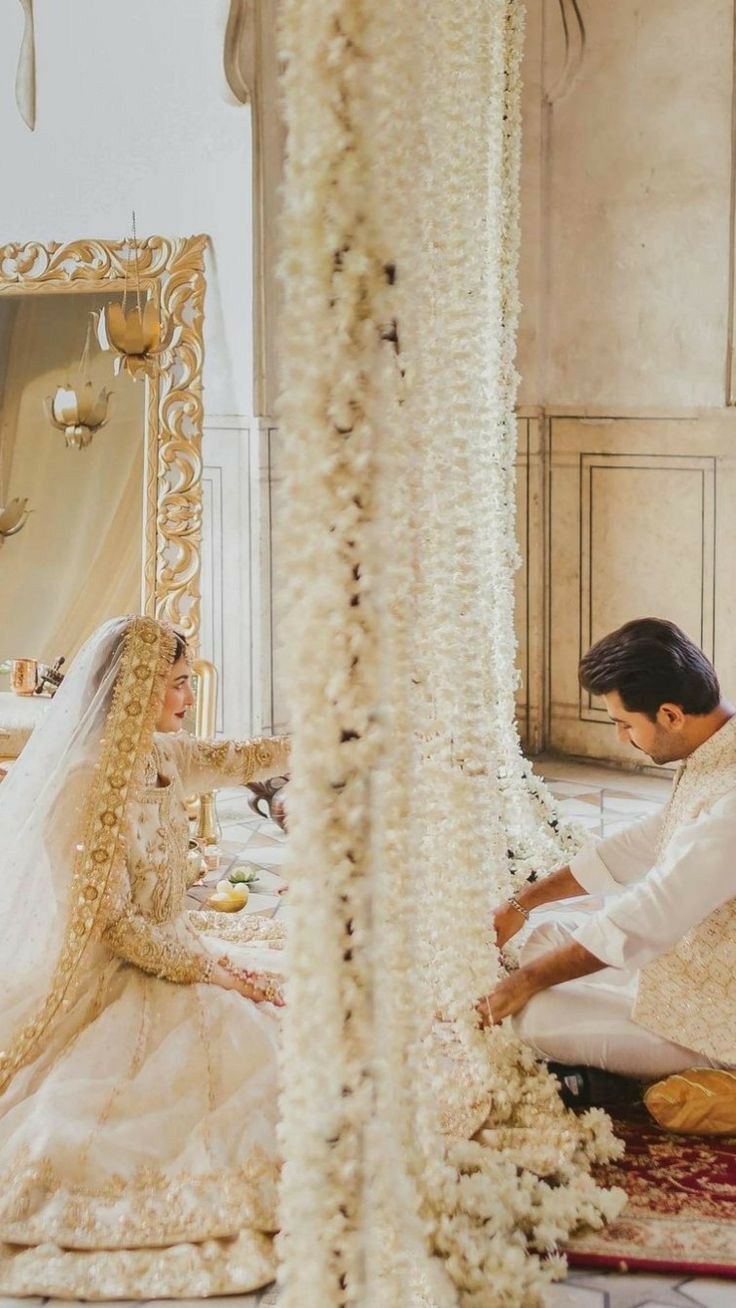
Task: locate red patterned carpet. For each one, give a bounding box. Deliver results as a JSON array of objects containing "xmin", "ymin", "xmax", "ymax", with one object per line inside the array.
[{"xmin": 566, "ymin": 1104, "xmax": 736, "ymax": 1277}]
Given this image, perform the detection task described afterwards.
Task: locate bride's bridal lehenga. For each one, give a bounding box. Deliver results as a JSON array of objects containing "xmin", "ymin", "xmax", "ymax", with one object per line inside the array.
[{"xmin": 0, "ymin": 616, "xmax": 290, "ymax": 1299}]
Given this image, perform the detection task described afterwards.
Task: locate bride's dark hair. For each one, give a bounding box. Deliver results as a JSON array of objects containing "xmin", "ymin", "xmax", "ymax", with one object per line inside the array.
[
  {"xmin": 91, "ymin": 623, "xmax": 187, "ymax": 701},
  {"xmin": 172, "ymin": 631, "xmax": 188, "ymax": 662}
]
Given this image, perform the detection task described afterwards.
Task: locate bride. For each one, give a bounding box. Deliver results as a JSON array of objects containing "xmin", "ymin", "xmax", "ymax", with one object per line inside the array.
[{"xmin": 0, "ymin": 615, "xmax": 290, "ymax": 1300}]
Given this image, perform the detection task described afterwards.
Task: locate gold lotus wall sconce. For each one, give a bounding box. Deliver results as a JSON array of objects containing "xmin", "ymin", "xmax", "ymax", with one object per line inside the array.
[
  {"xmin": 45, "ymin": 317, "xmax": 112, "ymax": 451},
  {"xmin": 0, "ymin": 444, "xmax": 31, "ymax": 546},
  {"xmin": 47, "ymin": 381, "xmax": 112, "ymax": 450},
  {"xmin": 0, "ymin": 498, "xmax": 31, "ymax": 547},
  {"xmin": 93, "ymin": 213, "xmax": 182, "ymax": 381}
]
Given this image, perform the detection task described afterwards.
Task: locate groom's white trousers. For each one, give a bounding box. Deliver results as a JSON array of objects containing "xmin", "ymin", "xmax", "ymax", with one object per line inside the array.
[{"xmin": 510, "ymin": 905, "xmax": 726, "ymax": 1079}]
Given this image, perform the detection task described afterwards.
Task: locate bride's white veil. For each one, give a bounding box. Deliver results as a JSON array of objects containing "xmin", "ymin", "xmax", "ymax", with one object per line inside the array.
[{"xmin": 0, "ymin": 615, "xmax": 177, "ymax": 1094}]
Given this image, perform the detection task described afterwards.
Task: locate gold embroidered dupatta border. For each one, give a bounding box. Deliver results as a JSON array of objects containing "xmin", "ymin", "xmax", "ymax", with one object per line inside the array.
[{"xmin": 0, "ymin": 617, "xmax": 176, "ymax": 1095}]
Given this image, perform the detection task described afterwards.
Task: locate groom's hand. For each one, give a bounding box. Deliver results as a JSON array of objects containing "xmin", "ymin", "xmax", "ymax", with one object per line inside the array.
[
  {"xmin": 476, "ymin": 970, "xmax": 536, "ymax": 1027},
  {"xmin": 478, "ymin": 940, "xmax": 605, "ymax": 1028},
  {"xmin": 492, "ymin": 901, "xmax": 527, "ymax": 949}
]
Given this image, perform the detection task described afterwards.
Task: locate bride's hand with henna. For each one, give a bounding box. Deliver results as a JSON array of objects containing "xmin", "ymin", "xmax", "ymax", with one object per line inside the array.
[{"xmin": 211, "ymin": 960, "xmax": 284, "ymax": 1006}]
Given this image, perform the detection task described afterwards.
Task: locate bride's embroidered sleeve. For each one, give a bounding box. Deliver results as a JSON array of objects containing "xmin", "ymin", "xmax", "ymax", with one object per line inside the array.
[
  {"xmin": 169, "ymin": 735, "xmax": 290, "ymax": 795},
  {"xmin": 99, "ymin": 860, "xmax": 213, "ymax": 984}
]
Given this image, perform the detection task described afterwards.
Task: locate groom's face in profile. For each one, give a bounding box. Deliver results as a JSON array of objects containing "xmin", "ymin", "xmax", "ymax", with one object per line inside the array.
[{"xmin": 604, "ymin": 690, "xmax": 685, "ymax": 765}]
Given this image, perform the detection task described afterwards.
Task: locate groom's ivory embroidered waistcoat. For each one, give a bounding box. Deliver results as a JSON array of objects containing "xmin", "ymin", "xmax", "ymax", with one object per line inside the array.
[{"xmin": 633, "ymin": 716, "xmax": 736, "ymax": 1064}]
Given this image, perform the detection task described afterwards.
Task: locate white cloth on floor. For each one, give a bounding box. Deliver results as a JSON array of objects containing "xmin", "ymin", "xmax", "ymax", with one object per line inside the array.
[{"xmin": 511, "ymin": 904, "xmax": 725, "ymax": 1079}]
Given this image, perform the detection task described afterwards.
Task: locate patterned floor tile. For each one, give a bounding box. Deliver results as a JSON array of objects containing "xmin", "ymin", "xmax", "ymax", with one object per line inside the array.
[
  {"xmin": 639, "ymin": 1302, "xmax": 691, "ymax": 1307},
  {"xmin": 217, "ymin": 802, "xmax": 258, "ymax": 823},
  {"xmin": 543, "ymin": 1282, "xmax": 607, "ymax": 1305},
  {"xmin": 554, "ymin": 794, "xmax": 602, "ymax": 809},
  {"xmin": 678, "ymin": 1278, "xmax": 736, "ymax": 1306},
  {"xmin": 602, "ymin": 786, "xmax": 664, "ymax": 801},
  {"xmin": 220, "ymin": 822, "xmax": 264, "ymax": 842},
  {"xmin": 545, "ymin": 780, "xmax": 605, "ymax": 797},
  {"xmin": 540, "ymin": 753, "xmax": 672, "ymax": 784},
  {"xmin": 242, "ymin": 891, "xmax": 282, "ymax": 914},
  {"xmin": 246, "ymin": 845, "xmax": 288, "ymax": 866},
  {"xmin": 217, "ymin": 785, "xmax": 252, "ymax": 802},
  {"xmin": 561, "ymin": 1272, "xmax": 723, "ymax": 1306},
  {"xmin": 601, "ymin": 794, "xmax": 663, "ymax": 815}
]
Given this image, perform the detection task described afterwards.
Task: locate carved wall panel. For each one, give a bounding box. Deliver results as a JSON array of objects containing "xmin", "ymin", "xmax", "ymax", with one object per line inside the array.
[
  {"xmin": 515, "ymin": 415, "xmax": 545, "ymax": 754},
  {"xmin": 545, "ymin": 415, "xmax": 736, "ymax": 768}
]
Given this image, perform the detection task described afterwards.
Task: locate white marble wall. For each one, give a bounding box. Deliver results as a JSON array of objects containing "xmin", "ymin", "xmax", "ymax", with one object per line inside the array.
[
  {"xmin": 202, "ymin": 418, "xmax": 275, "ymax": 738},
  {"xmin": 516, "ymin": 0, "xmax": 736, "ymax": 767}
]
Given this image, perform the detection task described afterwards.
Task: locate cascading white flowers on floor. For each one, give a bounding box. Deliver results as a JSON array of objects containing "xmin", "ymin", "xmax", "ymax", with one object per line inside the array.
[{"xmin": 276, "ymin": 2, "xmax": 624, "ymax": 1305}]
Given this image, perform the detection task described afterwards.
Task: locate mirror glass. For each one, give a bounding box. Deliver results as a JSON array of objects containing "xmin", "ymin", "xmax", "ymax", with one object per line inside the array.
[{"xmin": 0, "ymin": 291, "xmax": 145, "ymax": 667}]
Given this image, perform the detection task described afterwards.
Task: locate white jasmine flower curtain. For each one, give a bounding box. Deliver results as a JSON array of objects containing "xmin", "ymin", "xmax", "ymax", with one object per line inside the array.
[{"xmin": 276, "ymin": 2, "xmax": 623, "ymax": 1304}]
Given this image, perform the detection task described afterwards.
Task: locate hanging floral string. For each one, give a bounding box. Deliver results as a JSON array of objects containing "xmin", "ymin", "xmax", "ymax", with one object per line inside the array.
[
  {"xmin": 275, "ymin": 0, "xmax": 384, "ymax": 1302},
  {"xmin": 277, "ymin": 2, "xmax": 625, "ymax": 1305}
]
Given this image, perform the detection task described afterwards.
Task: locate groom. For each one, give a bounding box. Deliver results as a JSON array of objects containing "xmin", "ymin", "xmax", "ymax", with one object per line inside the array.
[{"xmin": 478, "ymin": 617, "xmax": 736, "ymax": 1084}]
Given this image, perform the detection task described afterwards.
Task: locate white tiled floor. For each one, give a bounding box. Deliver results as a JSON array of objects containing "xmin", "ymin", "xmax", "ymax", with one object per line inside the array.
[
  {"xmin": 543, "ymin": 1272, "xmax": 736, "ymax": 1307},
  {"xmin": 7, "ymin": 762, "xmax": 732, "ymax": 1307}
]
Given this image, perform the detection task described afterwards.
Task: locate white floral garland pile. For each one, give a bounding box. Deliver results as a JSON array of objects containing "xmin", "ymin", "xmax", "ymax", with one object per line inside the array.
[{"xmin": 277, "ymin": 2, "xmax": 624, "ymax": 1305}]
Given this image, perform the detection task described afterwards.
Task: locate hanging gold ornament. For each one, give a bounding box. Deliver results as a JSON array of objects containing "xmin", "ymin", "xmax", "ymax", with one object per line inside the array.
[
  {"xmin": 95, "ymin": 297, "xmax": 182, "ymax": 380},
  {"xmin": 94, "ymin": 212, "xmax": 182, "ymax": 380},
  {"xmin": 45, "ymin": 382, "xmax": 112, "ymax": 450},
  {"xmin": 44, "ymin": 315, "xmax": 112, "ymax": 450},
  {"xmin": 0, "ymin": 438, "xmax": 31, "ymax": 545},
  {"xmin": 0, "ymin": 497, "xmax": 31, "ymax": 547}
]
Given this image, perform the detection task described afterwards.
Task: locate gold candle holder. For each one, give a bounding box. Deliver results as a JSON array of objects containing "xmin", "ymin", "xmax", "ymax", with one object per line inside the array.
[
  {"xmin": 10, "ymin": 659, "xmax": 38, "ymax": 695},
  {"xmin": 196, "ymin": 792, "xmax": 222, "ymax": 848}
]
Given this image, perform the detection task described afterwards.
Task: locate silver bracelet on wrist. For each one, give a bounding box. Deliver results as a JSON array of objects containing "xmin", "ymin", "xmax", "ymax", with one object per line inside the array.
[{"xmin": 507, "ymin": 895, "xmax": 530, "ymax": 922}]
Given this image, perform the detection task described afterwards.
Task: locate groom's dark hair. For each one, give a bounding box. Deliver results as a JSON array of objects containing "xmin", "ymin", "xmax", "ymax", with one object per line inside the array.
[{"xmin": 579, "ymin": 618, "xmax": 720, "ymax": 720}]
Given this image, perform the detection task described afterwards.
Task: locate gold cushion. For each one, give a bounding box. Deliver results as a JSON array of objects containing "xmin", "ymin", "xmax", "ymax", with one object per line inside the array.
[{"xmin": 644, "ymin": 1068, "xmax": 736, "ymax": 1135}]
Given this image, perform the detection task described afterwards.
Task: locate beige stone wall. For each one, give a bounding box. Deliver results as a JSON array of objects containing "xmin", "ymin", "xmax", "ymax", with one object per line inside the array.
[{"xmin": 516, "ymin": 0, "xmax": 736, "ymax": 768}]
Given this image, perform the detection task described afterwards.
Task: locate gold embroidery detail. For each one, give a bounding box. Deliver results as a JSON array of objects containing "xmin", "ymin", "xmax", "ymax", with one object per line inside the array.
[
  {"xmin": 190, "ymin": 910, "xmax": 287, "ymax": 950},
  {"xmin": 186, "ymin": 736, "xmax": 290, "ymax": 788},
  {"xmin": 102, "ymin": 910, "xmax": 214, "ymax": 984},
  {"xmin": 635, "ymin": 716, "xmax": 736, "ymax": 1063},
  {"xmin": 0, "ymin": 1142, "xmax": 278, "ymax": 1249},
  {"xmin": 0, "ymin": 1230, "xmax": 275, "ymax": 1300}
]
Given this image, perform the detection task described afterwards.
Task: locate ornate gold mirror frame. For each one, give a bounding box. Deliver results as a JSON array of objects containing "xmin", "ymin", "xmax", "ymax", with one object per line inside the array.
[{"xmin": 0, "ymin": 235, "xmax": 207, "ymax": 643}]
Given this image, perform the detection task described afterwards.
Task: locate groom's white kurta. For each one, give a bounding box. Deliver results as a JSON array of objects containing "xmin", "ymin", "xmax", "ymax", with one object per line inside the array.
[{"xmin": 512, "ymin": 756, "xmax": 736, "ymax": 1077}]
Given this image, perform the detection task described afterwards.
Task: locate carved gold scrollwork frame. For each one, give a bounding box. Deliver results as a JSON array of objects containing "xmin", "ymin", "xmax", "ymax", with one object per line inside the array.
[{"xmin": 0, "ymin": 235, "xmax": 207, "ymax": 643}]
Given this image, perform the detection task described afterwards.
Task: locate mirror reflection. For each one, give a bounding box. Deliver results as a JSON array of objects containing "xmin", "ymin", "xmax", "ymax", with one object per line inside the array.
[{"xmin": 0, "ymin": 291, "xmax": 145, "ymax": 665}]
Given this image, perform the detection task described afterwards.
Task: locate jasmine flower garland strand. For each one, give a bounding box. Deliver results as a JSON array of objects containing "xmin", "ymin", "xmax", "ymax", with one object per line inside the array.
[{"xmin": 277, "ymin": 2, "xmax": 624, "ymax": 1305}]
